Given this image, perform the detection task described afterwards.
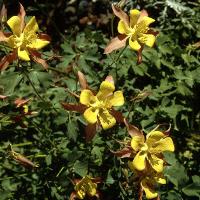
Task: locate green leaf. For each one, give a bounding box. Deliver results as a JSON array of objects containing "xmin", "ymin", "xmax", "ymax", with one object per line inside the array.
[
  {"xmin": 0, "ymin": 72, "xmax": 23, "ymax": 95},
  {"xmin": 165, "ymin": 191, "xmax": 182, "ymax": 200},
  {"xmin": 106, "ymin": 169, "xmax": 115, "ymax": 184},
  {"xmin": 164, "ymin": 159, "xmax": 189, "ymax": 187},
  {"xmin": 73, "ymin": 160, "xmax": 88, "ymax": 177},
  {"xmin": 182, "ymin": 182, "xmax": 200, "ymax": 198},
  {"xmin": 67, "ymin": 120, "xmax": 78, "ymax": 141}
]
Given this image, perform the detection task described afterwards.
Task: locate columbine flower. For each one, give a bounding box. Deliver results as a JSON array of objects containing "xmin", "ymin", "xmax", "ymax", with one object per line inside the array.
[
  {"xmin": 0, "ymin": 4, "xmax": 50, "ymax": 70},
  {"xmin": 140, "ymin": 174, "xmax": 166, "ymax": 199},
  {"xmin": 62, "ymin": 72, "xmax": 124, "ymax": 141},
  {"xmin": 13, "ymin": 98, "xmax": 37, "ymax": 128},
  {"xmin": 128, "ymin": 161, "xmax": 166, "ymax": 199},
  {"xmin": 75, "ymin": 176, "xmax": 97, "ymax": 199},
  {"xmin": 80, "ymin": 76, "xmax": 124, "ymax": 130},
  {"xmin": 70, "ymin": 176, "xmax": 101, "ymax": 200},
  {"xmin": 104, "ymin": 4, "xmax": 158, "ymax": 63},
  {"xmin": 131, "ymin": 129, "xmax": 174, "ymax": 172}
]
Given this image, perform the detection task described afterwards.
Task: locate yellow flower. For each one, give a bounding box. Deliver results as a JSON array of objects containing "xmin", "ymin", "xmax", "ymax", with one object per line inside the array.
[
  {"xmin": 104, "ymin": 5, "xmax": 158, "ymax": 63},
  {"xmin": 118, "ymin": 9, "xmax": 156, "ymax": 51},
  {"xmin": 75, "ymin": 176, "xmax": 97, "ymax": 199},
  {"xmin": 141, "ymin": 172, "xmax": 166, "ymax": 199},
  {"xmin": 131, "ymin": 130, "xmax": 174, "ymax": 172},
  {"xmin": 80, "ymin": 79, "xmax": 124, "ymax": 129},
  {"xmin": 0, "ymin": 4, "xmax": 50, "ymax": 70},
  {"xmin": 6, "ymin": 16, "xmax": 49, "ymax": 61},
  {"xmin": 128, "ymin": 160, "xmax": 166, "ymax": 199}
]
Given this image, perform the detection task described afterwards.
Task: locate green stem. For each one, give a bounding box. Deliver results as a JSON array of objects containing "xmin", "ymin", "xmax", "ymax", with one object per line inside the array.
[
  {"xmin": 23, "ymin": 69, "xmax": 59, "ymax": 114},
  {"xmin": 23, "ymin": 70, "xmax": 46, "ymax": 103},
  {"xmin": 48, "ymin": 66, "xmax": 70, "ymax": 75},
  {"xmin": 12, "ymin": 142, "xmax": 33, "ymax": 147},
  {"xmin": 108, "ymin": 45, "xmax": 127, "ymax": 69},
  {"xmin": 126, "ymin": 101, "xmax": 135, "ymax": 119}
]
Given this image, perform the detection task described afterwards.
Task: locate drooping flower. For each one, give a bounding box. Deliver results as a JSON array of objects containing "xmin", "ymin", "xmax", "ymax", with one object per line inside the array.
[
  {"xmin": 129, "ymin": 161, "xmax": 166, "ymax": 199},
  {"xmin": 75, "ymin": 176, "xmax": 97, "ymax": 199},
  {"xmin": 104, "ymin": 4, "xmax": 158, "ymax": 63},
  {"xmin": 131, "ymin": 129, "xmax": 174, "ymax": 172},
  {"xmin": 140, "ymin": 174, "xmax": 166, "ymax": 199},
  {"xmin": 0, "ymin": 4, "xmax": 50, "ymax": 70},
  {"xmin": 70, "ymin": 176, "xmax": 101, "ymax": 200},
  {"xmin": 62, "ymin": 72, "xmax": 125, "ymax": 141},
  {"xmin": 13, "ymin": 98, "xmax": 37, "ymax": 128},
  {"xmin": 80, "ymin": 76, "xmax": 124, "ymax": 130}
]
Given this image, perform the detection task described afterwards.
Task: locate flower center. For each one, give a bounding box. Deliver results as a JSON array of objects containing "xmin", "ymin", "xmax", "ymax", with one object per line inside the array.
[
  {"xmin": 14, "ymin": 31, "xmax": 37, "ymax": 49},
  {"xmin": 89, "ymin": 97, "xmax": 106, "ymax": 110},
  {"xmin": 140, "ymin": 143, "xmax": 148, "ymax": 152}
]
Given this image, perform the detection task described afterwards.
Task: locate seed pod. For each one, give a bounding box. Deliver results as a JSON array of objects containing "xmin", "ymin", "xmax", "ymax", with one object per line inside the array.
[{"xmin": 8, "ymin": 144, "xmax": 39, "ymax": 169}]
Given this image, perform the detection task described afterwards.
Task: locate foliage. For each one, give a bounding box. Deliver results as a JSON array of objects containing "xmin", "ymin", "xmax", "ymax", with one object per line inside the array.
[{"xmin": 0, "ymin": 0, "xmax": 199, "ymax": 200}]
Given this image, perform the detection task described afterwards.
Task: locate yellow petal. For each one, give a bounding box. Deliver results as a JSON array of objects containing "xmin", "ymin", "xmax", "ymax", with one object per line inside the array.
[
  {"xmin": 83, "ymin": 107, "xmax": 98, "ymax": 124},
  {"xmin": 148, "ymin": 154, "xmax": 164, "ymax": 173},
  {"xmin": 132, "ymin": 151, "xmax": 147, "ymax": 171},
  {"xmin": 141, "ymin": 179, "xmax": 158, "ymax": 199},
  {"xmin": 152, "ymin": 137, "xmax": 175, "ymax": 153},
  {"xmin": 118, "ymin": 20, "xmax": 130, "ymax": 35},
  {"xmin": 128, "ymin": 161, "xmax": 135, "ymax": 171},
  {"xmin": 110, "ymin": 91, "xmax": 124, "ymax": 106},
  {"xmin": 97, "ymin": 80, "xmax": 115, "ymax": 100},
  {"xmin": 7, "ymin": 35, "xmax": 16, "ymax": 48},
  {"xmin": 140, "ymin": 16, "xmax": 155, "ymax": 27},
  {"xmin": 129, "ymin": 37, "xmax": 141, "ymax": 51},
  {"xmin": 27, "ymin": 39, "xmax": 49, "ymax": 50},
  {"xmin": 18, "ymin": 48, "xmax": 30, "ymax": 61},
  {"xmin": 87, "ymin": 182, "xmax": 97, "ymax": 197},
  {"xmin": 7, "ymin": 16, "xmax": 22, "ymax": 36},
  {"xmin": 155, "ymin": 175, "xmax": 166, "ymax": 184},
  {"xmin": 131, "ymin": 136, "xmax": 144, "ymax": 151},
  {"xmin": 141, "ymin": 34, "xmax": 156, "ymax": 47},
  {"xmin": 130, "ymin": 9, "xmax": 140, "ymax": 27},
  {"xmin": 80, "ymin": 90, "xmax": 95, "ymax": 106},
  {"xmin": 146, "ymin": 131, "xmax": 165, "ymax": 146},
  {"xmin": 76, "ymin": 190, "xmax": 85, "ymax": 199},
  {"xmin": 24, "ymin": 16, "xmax": 39, "ymax": 34},
  {"xmin": 98, "ymin": 109, "xmax": 116, "ymax": 130}
]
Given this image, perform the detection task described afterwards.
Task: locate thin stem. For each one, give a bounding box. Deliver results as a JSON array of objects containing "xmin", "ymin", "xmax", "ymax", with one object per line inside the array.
[
  {"xmin": 126, "ymin": 101, "xmax": 135, "ymax": 119},
  {"xmin": 111, "ymin": 16, "xmax": 115, "ymax": 37},
  {"xmin": 23, "ymin": 70, "xmax": 46, "ymax": 103},
  {"xmin": 48, "ymin": 66, "xmax": 71, "ymax": 75},
  {"xmin": 108, "ymin": 45, "xmax": 127, "ymax": 69},
  {"xmin": 21, "ymin": 66, "xmax": 59, "ymax": 114}
]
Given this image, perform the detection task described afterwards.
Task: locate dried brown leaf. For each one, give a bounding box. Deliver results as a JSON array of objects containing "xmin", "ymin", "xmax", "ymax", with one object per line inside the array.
[
  {"xmin": 110, "ymin": 109, "xmax": 124, "ymax": 123},
  {"xmin": 0, "ymin": 95, "xmax": 7, "ymax": 99},
  {"xmin": 124, "ymin": 118, "xmax": 143, "ymax": 137},
  {"xmin": 77, "ymin": 71, "xmax": 88, "ymax": 90},
  {"xmin": 38, "ymin": 33, "xmax": 51, "ymax": 41},
  {"xmin": 0, "ymin": 51, "xmax": 17, "ymax": 71},
  {"xmin": 137, "ymin": 46, "xmax": 144, "ymax": 65},
  {"xmin": 61, "ymin": 103, "xmax": 86, "ymax": 113},
  {"xmin": 0, "ymin": 4, "xmax": 7, "ymax": 22},
  {"xmin": 29, "ymin": 50, "xmax": 48, "ymax": 69},
  {"xmin": 105, "ymin": 75, "xmax": 114, "ymax": 84},
  {"xmin": 18, "ymin": 3, "xmax": 26, "ymax": 31},
  {"xmin": 0, "ymin": 31, "xmax": 7, "ymax": 42},
  {"xmin": 69, "ymin": 192, "xmax": 77, "ymax": 200},
  {"xmin": 112, "ymin": 4, "xmax": 129, "ymax": 25},
  {"xmin": 104, "ymin": 35, "xmax": 127, "ymax": 54},
  {"xmin": 14, "ymin": 98, "xmax": 30, "ymax": 107},
  {"xmin": 85, "ymin": 123, "xmax": 97, "ymax": 142},
  {"xmin": 110, "ymin": 147, "xmax": 132, "ymax": 158},
  {"xmin": 137, "ymin": 9, "xmax": 148, "ymax": 24}
]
